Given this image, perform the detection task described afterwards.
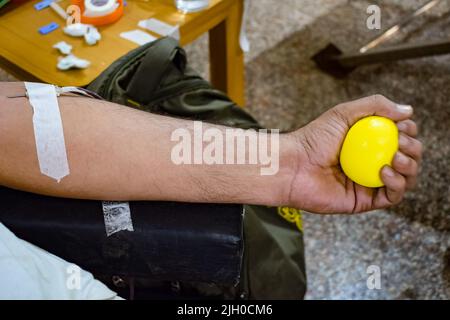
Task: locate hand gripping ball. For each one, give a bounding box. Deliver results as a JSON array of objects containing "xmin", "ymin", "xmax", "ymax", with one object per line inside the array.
[{"xmin": 340, "ymin": 116, "xmax": 399, "ymax": 188}]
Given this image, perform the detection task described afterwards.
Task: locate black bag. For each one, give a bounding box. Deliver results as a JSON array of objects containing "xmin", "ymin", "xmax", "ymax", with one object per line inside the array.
[{"xmin": 0, "ymin": 187, "xmax": 244, "ymax": 299}]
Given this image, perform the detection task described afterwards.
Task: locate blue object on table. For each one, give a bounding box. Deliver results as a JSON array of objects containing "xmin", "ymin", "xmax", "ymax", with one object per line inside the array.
[
  {"xmin": 34, "ymin": 0, "xmax": 54, "ymax": 11},
  {"xmin": 39, "ymin": 22, "xmax": 59, "ymax": 35}
]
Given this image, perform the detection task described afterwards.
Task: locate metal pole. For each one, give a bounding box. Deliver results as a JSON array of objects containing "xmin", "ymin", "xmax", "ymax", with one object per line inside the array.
[
  {"xmin": 359, "ymin": 0, "xmax": 442, "ymax": 53},
  {"xmin": 337, "ymin": 40, "xmax": 450, "ymax": 68}
]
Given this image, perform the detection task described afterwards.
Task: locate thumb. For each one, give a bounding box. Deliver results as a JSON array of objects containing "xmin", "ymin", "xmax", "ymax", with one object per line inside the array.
[{"xmin": 334, "ymin": 94, "xmax": 413, "ymax": 125}]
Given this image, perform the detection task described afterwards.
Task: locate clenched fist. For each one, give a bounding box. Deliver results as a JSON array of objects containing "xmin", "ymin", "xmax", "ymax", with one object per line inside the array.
[{"xmin": 285, "ymin": 95, "xmax": 422, "ymax": 214}]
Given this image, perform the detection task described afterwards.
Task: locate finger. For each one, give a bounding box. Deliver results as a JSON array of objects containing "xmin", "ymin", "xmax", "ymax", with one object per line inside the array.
[
  {"xmin": 397, "ymin": 120, "xmax": 418, "ymax": 137},
  {"xmin": 335, "ymin": 94, "xmax": 413, "ymax": 125},
  {"xmin": 380, "ymin": 166, "xmax": 406, "ymax": 205},
  {"xmin": 392, "ymin": 151, "xmax": 418, "ymax": 189},
  {"xmin": 399, "ymin": 133, "xmax": 423, "ymax": 162}
]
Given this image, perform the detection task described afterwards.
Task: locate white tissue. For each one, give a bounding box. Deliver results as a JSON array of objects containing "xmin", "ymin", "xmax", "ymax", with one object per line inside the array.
[
  {"xmin": 53, "ymin": 41, "xmax": 72, "ymax": 55},
  {"xmin": 84, "ymin": 26, "xmax": 101, "ymax": 45},
  {"xmin": 63, "ymin": 23, "xmax": 90, "ymax": 37},
  {"xmin": 57, "ymin": 54, "xmax": 90, "ymax": 70},
  {"xmin": 64, "ymin": 23, "xmax": 101, "ymax": 45}
]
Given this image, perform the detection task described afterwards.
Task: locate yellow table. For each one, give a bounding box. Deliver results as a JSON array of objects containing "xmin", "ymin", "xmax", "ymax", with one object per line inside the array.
[{"xmin": 0, "ymin": 0, "xmax": 245, "ymax": 106}]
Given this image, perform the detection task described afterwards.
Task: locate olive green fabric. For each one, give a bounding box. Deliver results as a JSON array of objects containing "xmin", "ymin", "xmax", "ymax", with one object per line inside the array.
[
  {"xmin": 87, "ymin": 36, "xmax": 306, "ymax": 299},
  {"xmin": 243, "ymin": 206, "xmax": 306, "ymax": 299},
  {"xmin": 88, "ymin": 37, "xmax": 257, "ymax": 129}
]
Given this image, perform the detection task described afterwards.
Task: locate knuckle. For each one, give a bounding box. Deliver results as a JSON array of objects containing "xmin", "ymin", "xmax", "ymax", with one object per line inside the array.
[
  {"xmin": 406, "ymin": 156, "xmax": 414, "ymax": 168},
  {"xmin": 411, "ymin": 159, "xmax": 418, "ymax": 172},
  {"xmin": 407, "ymin": 176, "xmax": 418, "ymax": 189},
  {"xmin": 399, "ymin": 177, "xmax": 407, "ymax": 193},
  {"xmin": 393, "ymin": 195, "xmax": 403, "ymax": 205},
  {"xmin": 401, "ymin": 134, "xmax": 423, "ymax": 156},
  {"xmin": 393, "ymin": 174, "xmax": 406, "ymax": 191},
  {"xmin": 401, "ymin": 153, "xmax": 412, "ymax": 167},
  {"xmin": 334, "ymin": 102, "xmax": 348, "ymax": 114},
  {"xmin": 410, "ymin": 120, "xmax": 418, "ymax": 133},
  {"xmin": 407, "ymin": 160, "xmax": 418, "ymax": 177},
  {"xmin": 370, "ymin": 94, "xmax": 395, "ymax": 111},
  {"xmin": 330, "ymin": 106, "xmax": 344, "ymax": 119},
  {"xmin": 408, "ymin": 138, "xmax": 423, "ymax": 160},
  {"xmin": 329, "ymin": 107, "xmax": 350, "ymax": 127},
  {"xmin": 403, "ymin": 120, "xmax": 417, "ymax": 135},
  {"xmin": 390, "ymin": 182, "xmax": 406, "ymax": 203},
  {"xmin": 388, "ymin": 190, "xmax": 403, "ymax": 205},
  {"xmin": 416, "ymin": 140, "xmax": 423, "ymax": 156},
  {"xmin": 371, "ymin": 94, "xmax": 388, "ymax": 105}
]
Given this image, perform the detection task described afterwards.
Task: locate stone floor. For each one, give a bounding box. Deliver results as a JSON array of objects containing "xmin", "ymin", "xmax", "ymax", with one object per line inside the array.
[{"xmin": 1, "ymin": 0, "xmax": 449, "ymax": 299}]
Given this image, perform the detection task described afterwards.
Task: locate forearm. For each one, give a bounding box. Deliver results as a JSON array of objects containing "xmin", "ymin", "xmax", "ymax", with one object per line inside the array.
[{"xmin": 0, "ymin": 82, "xmax": 295, "ymax": 206}]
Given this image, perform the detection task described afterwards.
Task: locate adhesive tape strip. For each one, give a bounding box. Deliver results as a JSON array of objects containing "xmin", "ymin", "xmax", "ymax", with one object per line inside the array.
[
  {"xmin": 138, "ymin": 18, "xmax": 180, "ymax": 40},
  {"xmin": 102, "ymin": 201, "xmax": 134, "ymax": 237},
  {"xmin": 24, "ymin": 82, "xmax": 70, "ymax": 182}
]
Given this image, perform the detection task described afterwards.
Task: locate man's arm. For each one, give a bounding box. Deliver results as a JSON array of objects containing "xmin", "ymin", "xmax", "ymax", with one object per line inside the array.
[
  {"xmin": 0, "ymin": 82, "xmax": 294, "ymax": 206},
  {"xmin": 0, "ymin": 82, "xmax": 421, "ymax": 213}
]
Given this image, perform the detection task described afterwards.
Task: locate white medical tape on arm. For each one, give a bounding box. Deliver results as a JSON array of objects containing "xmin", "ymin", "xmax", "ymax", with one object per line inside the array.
[
  {"xmin": 24, "ymin": 82, "xmax": 70, "ymax": 182},
  {"xmin": 102, "ymin": 201, "xmax": 134, "ymax": 237}
]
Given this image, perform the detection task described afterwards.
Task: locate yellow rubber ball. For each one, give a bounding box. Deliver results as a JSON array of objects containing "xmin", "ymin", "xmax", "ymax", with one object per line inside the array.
[{"xmin": 340, "ymin": 116, "xmax": 399, "ymax": 188}]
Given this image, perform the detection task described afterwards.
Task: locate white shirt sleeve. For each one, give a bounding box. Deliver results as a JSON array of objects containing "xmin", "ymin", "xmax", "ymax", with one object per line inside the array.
[{"xmin": 0, "ymin": 222, "xmax": 121, "ymax": 300}]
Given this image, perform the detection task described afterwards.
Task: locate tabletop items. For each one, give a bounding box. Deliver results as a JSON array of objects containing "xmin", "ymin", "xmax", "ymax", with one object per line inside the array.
[
  {"xmin": 174, "ymin": 0, "xmax": 209, "ymax": 13},
  {"xmin": 30, "ymin": 0, "xmax": 205, "ymax": 71}
]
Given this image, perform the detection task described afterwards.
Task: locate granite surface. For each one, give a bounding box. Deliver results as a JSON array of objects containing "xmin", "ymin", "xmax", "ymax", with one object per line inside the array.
[
  {"xmin": 252, "ymin": 0, "xmax": 450, "ymax": 300},
  {"xmin": 1, "ymin": 0, "xmax": 449, "ymax": 300}
]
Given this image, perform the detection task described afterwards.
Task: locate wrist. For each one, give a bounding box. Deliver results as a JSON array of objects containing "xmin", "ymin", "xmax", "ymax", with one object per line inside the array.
[{"xmin": 277, "ymin": 131, "xmax": 309, "ymax": 208}]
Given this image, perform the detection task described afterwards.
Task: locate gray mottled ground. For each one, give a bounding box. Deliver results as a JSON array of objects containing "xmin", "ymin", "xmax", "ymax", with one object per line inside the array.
[{"xmin": 1, "ymin": 0, "xmax": 449, "ymax": 299}]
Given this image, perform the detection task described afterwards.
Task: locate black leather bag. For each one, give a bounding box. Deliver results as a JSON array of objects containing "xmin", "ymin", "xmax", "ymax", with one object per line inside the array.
[{"xmin": 0, "ymin": 187, "xmax": 244, "ymax": 299}]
